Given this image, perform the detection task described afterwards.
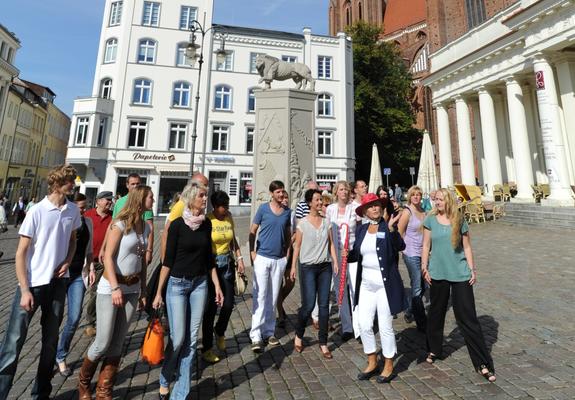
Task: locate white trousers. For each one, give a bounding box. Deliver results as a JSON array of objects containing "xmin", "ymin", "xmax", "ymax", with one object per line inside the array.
[
  {"xmin": 250, "ymin": 254, "xmax": 287, "ymax": 342},
  {"xmin": 358, "ymin": 278, "xmax": 397, "ymax": 357}
]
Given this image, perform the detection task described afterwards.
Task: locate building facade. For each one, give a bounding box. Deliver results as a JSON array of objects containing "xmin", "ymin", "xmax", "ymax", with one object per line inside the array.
[
  {"xmin": 424, "ymin": 0, "xmax": 575, "ymax": 205},
  {"xmin": 67, "ymin": 0, "xmax": 355, "ymax": 215},
  {"xmin": 0, "ymin": 78, "xmax": 70, "ymax": 201},
  {"xmin": 329, "ymin": 0, "xmax": 431, "ymax": 132},
  {"xmin": 0, "ymin": 24, "xmax": 20, "ymax": 173}
]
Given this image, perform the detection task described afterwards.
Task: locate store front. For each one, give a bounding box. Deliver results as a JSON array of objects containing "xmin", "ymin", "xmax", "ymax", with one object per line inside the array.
[
  {"xmin": 239, "ymin": 172, "xmax": 253, "ymax": 204},
  {"xmin": 158, "ymin": 171, "xmax": 188, "ymax": 214},
  {"xmin": 115, "ymin": 168, "xmax": 150, "ymax": 197}
]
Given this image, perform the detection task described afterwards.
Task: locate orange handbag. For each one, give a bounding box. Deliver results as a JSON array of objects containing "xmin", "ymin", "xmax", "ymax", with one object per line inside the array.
[{"xmin": 141, "ymin": 310, "xmax": 165, "ymax": 365}]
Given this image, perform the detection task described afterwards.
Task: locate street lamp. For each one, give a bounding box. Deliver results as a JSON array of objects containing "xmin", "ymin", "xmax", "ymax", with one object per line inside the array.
[{"xmin": 186, "ymin": 21, "xmax": 229, "ymax": 178}]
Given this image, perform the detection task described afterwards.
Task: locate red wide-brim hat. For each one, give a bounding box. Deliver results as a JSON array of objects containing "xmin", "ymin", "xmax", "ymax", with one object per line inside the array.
[{"xmin": 355, "ymin": 193, "xmax": 385, "ymax": 217}]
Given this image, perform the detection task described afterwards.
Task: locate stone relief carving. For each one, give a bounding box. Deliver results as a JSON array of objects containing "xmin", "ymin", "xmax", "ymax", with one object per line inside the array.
[
  {"xmin": 256, "ymin": 54, "xmax": 315, "ymax": 91},
  {"xmin": 290, "ymin": 110, "xmax": 314, "ymax": 151},
  {"xmin": 289, "ymin": 136, "xmax": 312, "ymax": 207}
]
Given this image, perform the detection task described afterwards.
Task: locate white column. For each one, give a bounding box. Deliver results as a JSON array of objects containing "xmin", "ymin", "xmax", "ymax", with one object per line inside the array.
[
  {"xmin": 505, "ymin": 77, "xmax": 535, "ymax": 201},
  {"xmin": 471, "ymin": 101, "xmax": 488, "ymax": 189},
  {"xmin": 436, "ymin": 104, "xmax": 453, "ymax": 188},
  {"xmin": 477, "ymin": 87, "xmax": 502, "ymax": 196},
  {"xmin": 454, "ymin": 96, "xmax": 475, "ymax": 185},
  {"xmin": 533, "ymin": 54, "xmax": 572, "ymax": 204},
  {"xmin": 555, "ymin": 55, "xmax": 575, "ymax": 185}
]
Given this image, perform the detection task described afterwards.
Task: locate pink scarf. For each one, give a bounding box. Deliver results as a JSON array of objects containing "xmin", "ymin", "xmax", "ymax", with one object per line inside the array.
[{"xmin": 183, "ymin": 207, "xmax": 205, "ymax": 230}]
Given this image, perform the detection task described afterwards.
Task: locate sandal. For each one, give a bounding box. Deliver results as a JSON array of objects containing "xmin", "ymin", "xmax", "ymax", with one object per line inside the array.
[
  {"xmin": 478, "ymin": 364, "xmax": 496, "ymax": 382},
  {"xmin": 425, "ymin": 353, "xmax": 438, "ymax": 364}
]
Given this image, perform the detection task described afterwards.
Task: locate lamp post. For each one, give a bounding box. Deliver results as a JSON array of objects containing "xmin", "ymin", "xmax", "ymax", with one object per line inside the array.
[{"xmin": 185, "ymin": 21, "xmax": 228, "ymax": 178}]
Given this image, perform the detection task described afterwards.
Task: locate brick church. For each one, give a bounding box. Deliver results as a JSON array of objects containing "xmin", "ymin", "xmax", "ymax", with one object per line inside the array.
[{"xmin": 328, "ymin": 0, "xmax": 432, "ymax": 132}]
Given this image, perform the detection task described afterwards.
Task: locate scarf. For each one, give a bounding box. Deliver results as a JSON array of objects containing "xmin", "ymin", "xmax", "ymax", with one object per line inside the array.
[{"xmin": 183, "ymin": 207, "xmax": 205, "ymax": 230}]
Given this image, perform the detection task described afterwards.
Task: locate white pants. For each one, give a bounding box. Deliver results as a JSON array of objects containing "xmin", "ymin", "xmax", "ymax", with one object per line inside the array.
[
  {"xmin": 358, "ymin": 278, "xmax": 396, "ymax": 357},
  {"xmin": 250, "ymin": 254, "xmax": 287, "ymax": 342}
]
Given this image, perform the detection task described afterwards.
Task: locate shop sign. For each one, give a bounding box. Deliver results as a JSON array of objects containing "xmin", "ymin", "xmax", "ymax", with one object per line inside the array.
[
  {"xmin": 132, "ymin": 152, "xmax": 176, "ymax": 162},
  {"xmin": 535, "ymin": 71, "xmax": 545, "ymax": 90}
]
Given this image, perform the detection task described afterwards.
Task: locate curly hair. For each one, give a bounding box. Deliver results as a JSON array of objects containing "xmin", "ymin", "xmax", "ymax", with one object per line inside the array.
[{"xmin": 47, "ymin": 165, "xmax": 77, "ymax": 194}]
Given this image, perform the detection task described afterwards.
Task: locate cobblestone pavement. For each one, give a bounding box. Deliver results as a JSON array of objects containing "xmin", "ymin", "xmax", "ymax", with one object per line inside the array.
[{"xmin": 0, "ymin": 218, "xmax": 574, "ymax": 399}]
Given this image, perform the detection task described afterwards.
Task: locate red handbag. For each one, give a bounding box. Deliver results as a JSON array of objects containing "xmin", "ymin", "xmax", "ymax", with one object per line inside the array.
[{"xmin": 141, "ymin": 310, "xmax": 165, "ymax": 365}]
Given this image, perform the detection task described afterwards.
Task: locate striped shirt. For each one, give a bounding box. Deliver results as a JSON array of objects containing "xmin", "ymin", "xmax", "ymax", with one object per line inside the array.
[{"xmin": 294, "ymin": 200, "xmax": 310, "ymax": 220}]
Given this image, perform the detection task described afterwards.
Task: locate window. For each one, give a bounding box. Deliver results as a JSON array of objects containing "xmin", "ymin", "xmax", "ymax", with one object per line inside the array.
[
  {"xmin": 169, "ymin": 123, "xmax": 187, "ymax": 150},
  {"xmin": 180, "ymin": 6, "xmax": 198, "ymax": 30},
  {"xmin": 211, "ymin": 125, "xmax": 229, "ymax": 152},
  {"xmin": 317, "ymin": 93, "xmax": 333, "ymax": 117},
  {"xmin": 317, "ymin": 130, "xmax": 333, "ymax": 156},
  {"xmin": 317, "ymin": 174, "xmax": 337, "ymax": 191},
  {"xmin": 250, "ymin": 52, "xmax": 265, "ymax": 73},
  {"xmin": 176, "ymin": 43, "xmax": 190, "ymax": 66},
  {"xmin": 100, "ymin": 78, "xmax": 112, "ymax": 99},
  {"xmin": 104, "ymin": 39, "xmax": 118, "ymax": 63},
  {"xmin": 216, "ymin": 51, "xmax": 233, "ymax": 71},
  {"xmin": 282, "ymin": 55, "xmax": 297, "ymax": 63},
  {"xmin": 247, "ymin": 88, "xmax": 256, "ymax": 113},
  {"xmin": 109, "ymin": 1, "xmax": 123, "ymax": 26},
  {"xmin": 318, "ymin": 56, "xmax": 332, "ymax": 79},
  {"xmin": 97, "ymin": 118, "xmax": 108, "ymax": 147},
  {"xmin": 142, "ymin": 2, "xmax": 160, "ymax": 26},
  {"xmin": 246, "ymin": 127, "xmax": 254, "ymax": 153},
  {"xmin": 172, "ymin": 81, "xmax": 191, "ymax": 108},
  {"xmin": 239, "ymin": 172, "xmax": 253, "ymax": 203},
  {"xmin": 138, "ymin": 39, "xmax": 156, "ymax": 63},
  {"xmin": 465, "ymin": 0, "xmax": 486, "ymax": 29},
  {"xmin": 132, "ymin": 79, "xmax": 152, "ymax": 105},
  {"xmin": 75, "ymin": 117, "xmax": 89, "ymax": 145},
  {"xmin": 214, "ymin": 85, "xmax": 232, "ymax": 110},
  {"xmin": 128, "ymin": 121, "xmax": 147, "ymax": 148}
]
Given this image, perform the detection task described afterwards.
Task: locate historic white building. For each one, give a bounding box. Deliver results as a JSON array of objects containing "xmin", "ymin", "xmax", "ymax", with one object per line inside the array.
[
  {"xmin": 66, "ymin": 0, "xmax": 354, "ymax": 215},
  {"xmin": 424, "ymin": 0, "xmax": 575, "ymax": 206}
]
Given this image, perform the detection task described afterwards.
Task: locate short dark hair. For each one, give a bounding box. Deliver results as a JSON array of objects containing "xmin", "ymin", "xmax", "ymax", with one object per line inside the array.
[
  {"xmin": 127, "ymin": 173, "xmax": 141, "ymax": 181},
  {"xmin": 269, "ymin": 180, "xmax": 284, "ymax": 192},
  {"xmin": 305, "ymin": 188, "xmax": 322, "ymax": 204},
  {"xmin": 210, "ymin": 190, "xmax": 230, "ymax": 207},
  {"xmin": 74, "ymin": 192, "xmax": 87, "ymax": 202}
]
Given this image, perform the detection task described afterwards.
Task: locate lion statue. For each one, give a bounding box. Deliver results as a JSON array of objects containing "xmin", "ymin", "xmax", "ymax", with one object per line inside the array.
[{"xmin": 255, "ymin": 54, "xmax": 315, "ymax": 91}]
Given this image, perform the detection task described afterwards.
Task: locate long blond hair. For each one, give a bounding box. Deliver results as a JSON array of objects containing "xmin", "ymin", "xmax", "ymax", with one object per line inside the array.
[
  {"xmin": 431, "ymin": 188, "xmax": 463, "ymax": 249},
  {"xmin": 115, "ymin": 186, "xmax": 151, "ymax": 234}
]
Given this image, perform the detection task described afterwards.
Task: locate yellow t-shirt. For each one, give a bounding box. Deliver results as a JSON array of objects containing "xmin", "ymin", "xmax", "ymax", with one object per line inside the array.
[
  {"xmin": 167, "ymin": 200, "xmax": 185, "ymax": 222},
  {"xmin": 208, "ymin": 212, "xmax": 234, "ymax": 255}
]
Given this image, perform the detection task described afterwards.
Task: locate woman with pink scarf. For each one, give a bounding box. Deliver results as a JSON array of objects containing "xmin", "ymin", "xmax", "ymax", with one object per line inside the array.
[{"xmin": 152, "ymin": 182, "xmax": 223, "ymax": 400}]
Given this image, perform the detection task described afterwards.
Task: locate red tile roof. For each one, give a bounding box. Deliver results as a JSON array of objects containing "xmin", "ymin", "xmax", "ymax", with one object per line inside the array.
[{"xmin": 383, "ymin": 0, "xmax": 427, "ymax": 35}]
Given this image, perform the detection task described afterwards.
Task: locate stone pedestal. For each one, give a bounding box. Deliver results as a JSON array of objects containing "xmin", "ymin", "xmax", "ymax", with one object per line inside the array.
[{"xmin": 251, "ymin": 89, "xmax": 317, "ymax": 219}]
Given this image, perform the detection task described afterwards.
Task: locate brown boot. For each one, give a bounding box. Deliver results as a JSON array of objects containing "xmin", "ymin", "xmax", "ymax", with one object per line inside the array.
[
  {"xmin": 78, "ymin": 357, "xmax": 99, "ymax": 399},
  {"xmin": 95, "ymin": 356, "xmax": 121, "ymax": 400}
]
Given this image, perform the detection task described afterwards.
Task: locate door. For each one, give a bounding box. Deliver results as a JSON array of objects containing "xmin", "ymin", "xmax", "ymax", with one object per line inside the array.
[{"xmin": 209, "ymin": 171, "xmax": 228, "ymax": 193}]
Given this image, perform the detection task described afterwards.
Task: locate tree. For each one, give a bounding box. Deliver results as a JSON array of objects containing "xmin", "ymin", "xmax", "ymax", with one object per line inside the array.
[{"xmin": 347, "ymin": 22, "xmax": 421, "ymax": 186}]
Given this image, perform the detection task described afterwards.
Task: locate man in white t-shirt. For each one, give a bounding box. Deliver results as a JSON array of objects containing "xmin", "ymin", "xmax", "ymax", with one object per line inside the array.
[{"xmin": 0, "ymin": 165, "xmax": 81, "ymax": 400}]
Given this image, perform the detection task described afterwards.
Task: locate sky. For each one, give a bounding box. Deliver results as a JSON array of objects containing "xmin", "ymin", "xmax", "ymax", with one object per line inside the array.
[{"xmin": 2, "ymin": 0, "xmax": 329, "ymax": 116}]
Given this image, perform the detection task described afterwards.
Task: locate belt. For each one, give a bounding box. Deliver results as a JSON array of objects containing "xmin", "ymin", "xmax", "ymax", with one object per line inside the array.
[{"xmin": 103, "ymin": 270, "xmax": 140, "ymax": 286}]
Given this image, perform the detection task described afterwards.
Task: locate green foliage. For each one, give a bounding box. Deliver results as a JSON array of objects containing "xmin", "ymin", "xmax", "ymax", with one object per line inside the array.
[{"xmin": 347, "ymin": 22, "xmax": 421, "ymax": 185}]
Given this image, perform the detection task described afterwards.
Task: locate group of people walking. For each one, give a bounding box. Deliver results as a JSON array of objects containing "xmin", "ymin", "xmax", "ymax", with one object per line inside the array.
[{"xmin": 0, "ymin": 164, "xmax": 495, "ymax": 400}]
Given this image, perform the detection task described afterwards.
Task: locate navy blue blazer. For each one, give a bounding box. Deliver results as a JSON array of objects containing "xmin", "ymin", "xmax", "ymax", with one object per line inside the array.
[{"xmin": 349, "ymin": 221, "xmax": 406, "ymax": 315}]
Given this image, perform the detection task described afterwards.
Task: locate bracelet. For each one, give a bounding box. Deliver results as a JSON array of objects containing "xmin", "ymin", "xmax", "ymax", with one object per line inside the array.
[
  {"xmin": 111, "ymin": 286, "xmax": 121, "ymax": 292},
  {"xmin": 236, "ymin": 256, "xmax": 244, "ymax": 261},
  {"xmin": 146, "ymin": 249, "xmax": 153, "ymax": 253}
]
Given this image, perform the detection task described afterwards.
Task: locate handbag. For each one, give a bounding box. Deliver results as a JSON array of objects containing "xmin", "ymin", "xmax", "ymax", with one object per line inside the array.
[
  {"xmin": 140, "ymin": 309, "xmax": 165, "ymax": 366},
  {"xmin": 229, "ymin": 235, "xmax": 248, "ymax": 296}
]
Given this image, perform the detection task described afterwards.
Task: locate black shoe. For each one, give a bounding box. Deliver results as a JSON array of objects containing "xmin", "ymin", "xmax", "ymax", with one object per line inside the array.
[
  {"xmin": 357, "ymin": 367, "xmax": 381, "ymax": 380},
  {"xmin": 158, "ymin": 392, "xmax": 170, "ymax": 400},
  {"xmin": 58, "ymin": 366, "xmax": 72, "ymax": 378},
  {"xmin": 376, "ymin": 373, "xmax": 396, "ymax": 384},
  {"xmin": 341, "ymin": 332, "xmax": 354, "ymax": 342}
]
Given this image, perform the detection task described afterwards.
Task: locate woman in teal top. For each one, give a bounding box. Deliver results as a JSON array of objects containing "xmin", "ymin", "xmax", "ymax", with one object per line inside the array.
[{"xmin": 421, "ymin": 188, "xmax": 496, "ymax": 383}]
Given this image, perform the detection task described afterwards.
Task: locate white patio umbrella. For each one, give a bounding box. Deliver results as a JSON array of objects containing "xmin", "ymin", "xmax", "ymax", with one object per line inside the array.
[
  {"xmin": 368, "ymin": 143, "xmax": 383, "ymax": 193},
  {"xmin": 416, "ymin": 130, "xmax": 439, "ymax": 195}
]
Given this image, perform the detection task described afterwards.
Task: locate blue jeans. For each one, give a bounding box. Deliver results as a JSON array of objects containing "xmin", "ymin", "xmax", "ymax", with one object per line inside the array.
[
  {"xmin": 56, "ymin": 275, "xmax": 86, "ymax": 363},
  {"xmin": 0, "ymin": 278, "xmax": 67, "ymax": 400},
  {"xmin": 402, "ymin": 254, "xmax": 427, "ymax": 329},
  {"xmin": 295, "ymin": 262, "xmax": 332, "ymax": 345},
  {"xmin": 160, "ymin": 275, "xmax": 207, "ymax": 399}
]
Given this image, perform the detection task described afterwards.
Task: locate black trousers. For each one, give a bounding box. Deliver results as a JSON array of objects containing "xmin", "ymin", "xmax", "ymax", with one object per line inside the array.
[
  {"xmin": 202, "ymin": 267, "xmax": 235, "ymax": 350},
  {"xmin": 427, "ymin": 279, "xmax": 494, "ymax": 371}
]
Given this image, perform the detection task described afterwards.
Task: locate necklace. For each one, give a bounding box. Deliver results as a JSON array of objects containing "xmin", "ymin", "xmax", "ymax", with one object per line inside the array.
[{"xmin": 135, "ymin": 227, "xmax": 145, "ymax": 259}]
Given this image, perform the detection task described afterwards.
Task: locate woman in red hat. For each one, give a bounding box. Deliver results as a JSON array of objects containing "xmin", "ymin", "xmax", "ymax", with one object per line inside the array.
[{"xmin": 347, "ymin": 193, "xmax": 405, "ymax": 383}]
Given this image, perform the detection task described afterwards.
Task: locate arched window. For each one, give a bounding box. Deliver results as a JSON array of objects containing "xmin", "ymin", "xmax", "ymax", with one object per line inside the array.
[
  {"xmin": 138, "ymin": 39, "xmax": 157, "ymax": 63},
  {"xmin": 100, "ymin": 78, "xmax": 112, "ymax": 99},
  {"xmin": 173, "ymin": 81, "xmax": 191, "ymax": 107},
  {"xmin": 346, "ymin": 7, "xmax": 351, "ymax": 25},
  {"xmin": 214, "ymin": 85, "xmax": 232, "ymax": 111},
  {"xmin": 247, "ymin": 88, "xmax": 256, "ymax": 112},
  {"xmin": 358, "ymin": 2, "xmax": 363, "ymax": 20},
  {"xmin": 416, "ymin": 31, "xmax": 427, "ymax": 40},
  {"xmin": 132, "ymin": 78, "xmax": 152, "ymax": 105},
  {"xmin": 104, "ymin": 38, "xmax": 118, "ymax": 63},
  {"xmin": 317, "ymin": 93, "xmax": 333, "ymax": 117}
]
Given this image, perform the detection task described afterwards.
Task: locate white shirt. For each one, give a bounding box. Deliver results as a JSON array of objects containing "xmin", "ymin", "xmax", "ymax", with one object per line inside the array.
[
  {"xmin": 19, "ymin": 197, "xmax": 82, "ymax": 287},
  {"xmin": 325, "ymin": 203, "xmax": 357, "ymax": 248},
  {"xmin": 360, "ymin": 232, "xmax": 383, "ymax": 287}
]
